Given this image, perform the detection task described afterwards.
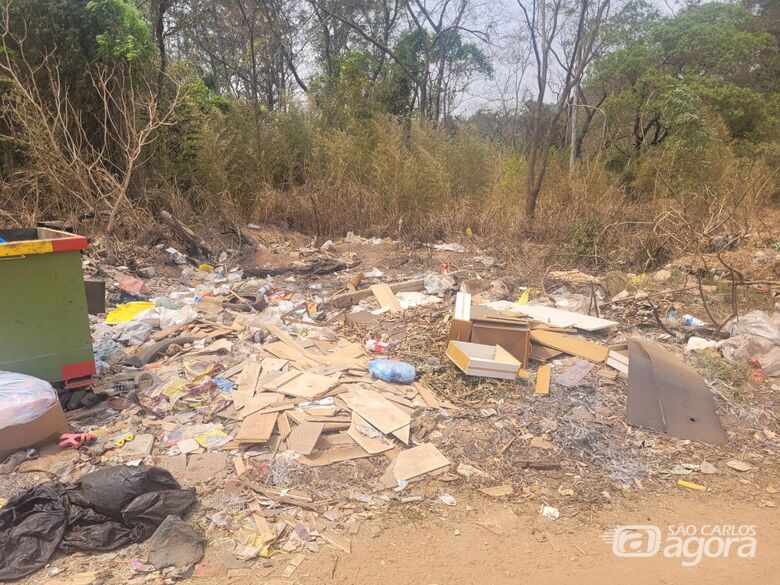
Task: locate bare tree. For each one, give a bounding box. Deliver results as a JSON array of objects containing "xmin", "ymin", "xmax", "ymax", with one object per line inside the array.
[
  {"xmin": 0, "ymin": 2, "xmax": 178, "ymax": 233},
  {"xmin": 516, "ymin": 0, "xmax": 610, "ymax": 217}
]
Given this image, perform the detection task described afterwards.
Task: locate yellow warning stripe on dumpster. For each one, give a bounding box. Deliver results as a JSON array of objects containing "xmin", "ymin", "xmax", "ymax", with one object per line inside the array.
[{"xmin": 0, "ymin": 240, "xmax": 54, "ymax": 257}]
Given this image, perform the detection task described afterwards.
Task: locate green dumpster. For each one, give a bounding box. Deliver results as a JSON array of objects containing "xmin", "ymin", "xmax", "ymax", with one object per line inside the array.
[{"xmin": 0, "ymin": 227, "xmax": 96, "ymax": 388}]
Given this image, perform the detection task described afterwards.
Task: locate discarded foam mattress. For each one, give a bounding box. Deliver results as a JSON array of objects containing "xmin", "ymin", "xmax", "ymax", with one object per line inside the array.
[{"xmin": 627, "ymin": 339, "xmax": 726, "ymax": 444}]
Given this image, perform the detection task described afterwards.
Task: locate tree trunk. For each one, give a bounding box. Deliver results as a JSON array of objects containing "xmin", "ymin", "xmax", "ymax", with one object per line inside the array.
[{"xmin": 568, "ymin": 88, "xmax": 579, "ymax": 174}]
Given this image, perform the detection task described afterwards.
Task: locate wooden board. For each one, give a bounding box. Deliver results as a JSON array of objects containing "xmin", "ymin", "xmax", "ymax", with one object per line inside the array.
[
  {"xmin": 235, "ymin": 412, "xmax": 278, "ymax": 444},
  {"xmin": 529, "ymin": 330, "xmax": 609, "ymax": 363},
  {"xmin": 330, "ymin": 270, "xmax": 467, "ymax": 308},
  {"xmin": 277, "ymin": 412, "xmax": 292, "ymax": 439},
  {"xmin": 606, "ymin": 350, "xmax": 629, "ymax": 375},
  {"xmin": 514, "ymin": 305, "xmax": 618, "ymax": 331},
  {"xmin": 286, "ymin": 421, "xmax": 325, "ymax": 455},
  {"xmin": 234, "ymin": 361, "xmax": 262, "ymax": 408},
  {"xmin": 414, "ymin": 381, "xmax": 441, "ymax": 409},
  {"xmin": 297, "ymin": 445, "xmax": 372, "ymax": 467},
  {"xmin": 370, "ymin": 283, "xmax": 403, "ymax": 313},
  {"xmin": 341, "ymin": 386, "xmax": 411, "ymax": 435},
  {"xmin": 454, "ymin": 291, "xmax": 471, "ymax": 321},
  {"xmin": 529, "ymin": 343, "xmax": 564, "ymax": 362},
  {"xmin": 240, "ymin": 392, "xmax": 285, "ymax": 417},
  {"xmin": 266, "ymin": 371, "xmax": 338, "ymax": 399},
  {"xmin": 391, "ymin": 423, "xmax": 410, "ymax": 445},
  {"xmin": 393, "ymin": 443, "xmax": 450, "ymax": 482},
  {"xmin": 321, "ymin": 529, "xmax": 351, "ymax": 553},
  {"xmin": 347, "ymin": 413, "xmax": 395, "ymax": 454},
  {"xmin": 479, "ymin": 484, "xmax": 514, "ymax": 497},
  {"xmin": 535, "ymin": 364, "xmax": 551, "ymax": 395}
]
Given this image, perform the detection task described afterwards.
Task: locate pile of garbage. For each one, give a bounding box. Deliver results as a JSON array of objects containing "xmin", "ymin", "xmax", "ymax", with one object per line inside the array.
[{"xmin": 1, "ymin": 231, "xmax": 778, "ymax": 581}]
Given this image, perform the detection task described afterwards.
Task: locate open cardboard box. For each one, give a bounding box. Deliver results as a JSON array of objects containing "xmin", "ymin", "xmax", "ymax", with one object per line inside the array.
[{"xmin": 0, "ymin": 401, "xmax": 69, "ymax": 457}]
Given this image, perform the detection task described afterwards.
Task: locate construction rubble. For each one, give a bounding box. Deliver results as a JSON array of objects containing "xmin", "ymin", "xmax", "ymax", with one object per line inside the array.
[{"xmin": 1, "ymin": 228, "xmax": 779, "ymax": 582}]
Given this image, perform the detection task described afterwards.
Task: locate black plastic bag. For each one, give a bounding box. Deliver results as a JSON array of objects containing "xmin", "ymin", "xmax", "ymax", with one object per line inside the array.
[{"xmin": 0, "ymin": 465, "xmax": 195, "ymax": 581}]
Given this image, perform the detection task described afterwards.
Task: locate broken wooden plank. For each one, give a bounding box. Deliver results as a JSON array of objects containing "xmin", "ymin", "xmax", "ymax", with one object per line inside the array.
[
  {"xmin": 234, "ymin": 361, "xmax": 263, "ymax": 408},
  {"xmin": 392, "ymin": 443, "xmax": 450, "ymax": 482},
  {"xmin": 370, "ymin": 283, "xmax": 403, "ymax": 313},
  {"xmin": 321, "ymin": 528, "xmax": 351, "ymax": 553},
  {"xmin": 479, "ymin": 484, "xmax": 514, "ymax": 497},
  {"xmin": 606, "ymin": 349, "xmax": 629, "ymax": 375},
  {"xmin": 347, "ymin": 413, "xmax": 394, "ymax": 454},
  {"xmin": 529, "ymin": 343, "xmax": 564, "ymax": 362},
  {"xmin": 267, "ymin": 371, "xmax": 339, "ymax": 399},
  {"xmin": 286, "ymin": 421, "xmax": 325, "ymax": 455},
  {"xmin": 235, "ymin": 412, "xmax": 278, "ymax": 444},
  {"xmin": 277, "ymin": 412, "xmax": 292, "ymax": 439},
  {"xmin": 413, "ymin": 381, "xmax": 441, "ymax": 409},
  {"xmin": 297, "ymin": 446, "xmax": 372, "ymax": 467},
  {"xmin": 341, "ymin": 386, "xmax": 410, "ymax": 435},
  {"xmin": 529, "ymin": 330, "xmax": 609, "ymax": 363},
  {"xmin": 535, "ymin": 364, "xmax": 551, "ymax": 395}
]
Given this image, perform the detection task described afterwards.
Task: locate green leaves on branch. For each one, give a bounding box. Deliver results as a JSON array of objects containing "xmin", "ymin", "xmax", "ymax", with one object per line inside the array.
[{"xmin": 86, "ymin": 0, "xmax": 152, "ymax": 62}]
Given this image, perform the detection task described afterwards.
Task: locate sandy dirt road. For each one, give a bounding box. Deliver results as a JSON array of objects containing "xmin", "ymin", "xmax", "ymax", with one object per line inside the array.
[{"xmin": 267, "ymin": 490, "xmax": 778, "ymax": 585}]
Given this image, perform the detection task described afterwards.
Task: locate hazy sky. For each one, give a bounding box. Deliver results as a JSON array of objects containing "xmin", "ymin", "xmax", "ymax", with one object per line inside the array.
[{"xmin": 456, "ymin": 0, "xmax": 693, "ymax": 114}]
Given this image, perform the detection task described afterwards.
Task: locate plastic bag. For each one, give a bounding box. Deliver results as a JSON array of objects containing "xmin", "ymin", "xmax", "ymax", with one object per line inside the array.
[
  {"xmin": 0, "ymin": 465, "xmax": 195, "ymax": 581},
  {"xmin": 718, "ymin": 335, "xmax": 780, "ymax": 378},
  {"xmin": 368, "ymin": 359, "xmax": 416, "ymax": 384},
  {"xmin": 723, "ymin": 310, "xmax": 780, "ymax": 345},
  {"xmin": 0, "ymin": 371, "xmax": 57, "ymax": 429}
]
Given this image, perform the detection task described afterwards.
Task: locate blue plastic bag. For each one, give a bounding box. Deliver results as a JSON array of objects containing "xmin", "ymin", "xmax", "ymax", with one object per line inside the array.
[{"xmin": 368, "ymin": 359, "xmax": 416, "ymax": 384}]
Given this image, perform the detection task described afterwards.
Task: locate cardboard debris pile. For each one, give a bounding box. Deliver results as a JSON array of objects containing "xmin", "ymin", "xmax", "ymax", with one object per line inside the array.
[
  {"xmin": 444, "ymin": 292, "xmax": 727, "ymax": 445},
  {"xmin": 2, "ymin": 234, "xmax": 770, "ymax": 580}
]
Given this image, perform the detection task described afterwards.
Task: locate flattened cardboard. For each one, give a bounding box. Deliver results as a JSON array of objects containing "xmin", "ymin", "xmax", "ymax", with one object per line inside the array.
[
  {"xmin": 627, "ymin": 339, "xmax": 726, "ymax": 444},
  {"xmin": 0, "ymin": 401, "xmax": 69, "ymax": 456}
]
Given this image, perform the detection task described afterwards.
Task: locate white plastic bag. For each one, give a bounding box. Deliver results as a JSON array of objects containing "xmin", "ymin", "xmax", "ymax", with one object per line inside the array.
[
  {"xmin": 717, "ymin": 335, "xmax": 780, "ymax": 377},
  {"xmin": 0, "ymin": 371, "xmax": 58, "ymax": 429},
  {"xmin": 723, "ymin": 311, "xmax": 780, "ymax": 345}
]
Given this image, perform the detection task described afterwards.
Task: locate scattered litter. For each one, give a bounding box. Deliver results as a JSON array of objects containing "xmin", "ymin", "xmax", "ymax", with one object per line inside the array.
[
  {"xmin": 439, "ymin": 493, "xmax": 457, "ymax": 506},
  {"xmin": 540, "ymin": 505, "xmax": 560, "ymax": 520},
  {"xmin": 433, "ymin": 243, "xmax": 465, "ymax": 253}
]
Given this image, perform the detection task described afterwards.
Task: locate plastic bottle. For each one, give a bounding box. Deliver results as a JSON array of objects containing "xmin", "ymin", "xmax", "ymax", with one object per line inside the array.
[
  {"xmin": 682, "ymin": 314, "xmax": 705, "ymax": 327},
  {"xmin": 257, "ymin": 284, "xmax": 272, "ymax": 298},
  {"xmin": 368, "ymin": 359, "xmax": 416, "ymax": 384}
]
